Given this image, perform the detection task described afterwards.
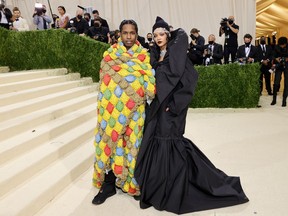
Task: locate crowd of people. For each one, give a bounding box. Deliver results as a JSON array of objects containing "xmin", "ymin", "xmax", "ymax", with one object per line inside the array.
[{"xmin": 1, "ymin": 2, "xmax": 287, "ymax": 105}]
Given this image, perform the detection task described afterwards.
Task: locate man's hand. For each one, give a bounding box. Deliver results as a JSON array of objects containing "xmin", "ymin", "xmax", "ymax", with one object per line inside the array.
[
  {"xmin": 191, "ymin": 39, "xmax": 196, "ymax": 46},
  {"xmin": 247, "ymin": 57, "xmax": 254, "ymax": 63}
]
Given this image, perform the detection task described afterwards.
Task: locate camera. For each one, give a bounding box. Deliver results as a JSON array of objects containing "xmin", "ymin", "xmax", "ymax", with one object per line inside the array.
[
  {"xmin": 94, "ymin": 34, "xmax": 106, "ymax": 42},
  {"xmin": 220, "ymin": 18, "xmax": 228, "ymax": 27},
  {"xmin": 275, "ymin": 57, "xmax": 286, "ymax": 69},
  {"xmin": 69, "ymin": 20, "xmax": 77, "ymax": 33},
  {"xmin": 190, "ymin": 34, "xmax": 196, "ymax": 41},
  {"xmin": 109, "ymin": 31, "xmax": 115, "ymax": 38},
  {"xmin": 34, "ymin": 3, "xmax": 44, "ymax": 16}
]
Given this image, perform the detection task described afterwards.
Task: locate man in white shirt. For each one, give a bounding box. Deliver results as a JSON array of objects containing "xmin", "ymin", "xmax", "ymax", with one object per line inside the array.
[{"xmin": 10, "ymin": 7, "xmax": 29, "ymax": 31}]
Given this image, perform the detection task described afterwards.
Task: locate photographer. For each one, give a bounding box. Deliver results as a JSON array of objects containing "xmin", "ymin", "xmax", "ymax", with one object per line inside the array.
[
  {"xmin": 187, "ymin": 28, "xmax": 205, "ymax": 65},
  {"xmin": 67, "ymin": 8, "xmax": 89, "ymax": 36},
  {"xmin": 219, "ymin": 16, "xmax": 239, "ymax": 64},
  {"xmin": 271, "ymin": 36, "xmax": 288, "ymax": 107},
  {"xmin": 236, "ymin": 33, "xmax": 258, "ymax": 64},
  {"xmin": 0, "ymin": 3, "xmax": 12, "ymax": 29},
  {"xmin": 203, "ymin": 34, "xmax": 223, "ymax": 65},
  {"xmin": 87, "ymin": 17, "xmax": 109, "ymax": 43},
  {"xmin": 32, "ymin": 4, "xmax": 52, "ymax": 30}
]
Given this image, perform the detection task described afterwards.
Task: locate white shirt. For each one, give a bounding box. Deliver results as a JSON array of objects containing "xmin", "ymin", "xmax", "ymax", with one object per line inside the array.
[
  {"xmin": 0, "ymin": 11, "xmax": 8, "ymax": 24},
  {"xmin": 13, "ymin": 17, "xmax": 29, "ymax": 31}
]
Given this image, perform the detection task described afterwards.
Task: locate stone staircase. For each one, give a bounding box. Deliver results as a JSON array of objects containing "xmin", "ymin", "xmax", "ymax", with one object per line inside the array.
[{"xmin": 0, "ymin": 67, "xmax": 98, "ymax": 216}]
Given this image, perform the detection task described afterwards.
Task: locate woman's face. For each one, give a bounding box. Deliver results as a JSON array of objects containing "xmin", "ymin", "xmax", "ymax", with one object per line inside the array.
[
  {"xmin": 153, "ymin": 29, "xmax": 168, "ymax": 49},
  {"xmin": 120, "ymin": 24, "xmax": 138, "ymax": 50},
  {"xmin": 58, "ymin": 7, "xmax": 64, "ymax": 15}
]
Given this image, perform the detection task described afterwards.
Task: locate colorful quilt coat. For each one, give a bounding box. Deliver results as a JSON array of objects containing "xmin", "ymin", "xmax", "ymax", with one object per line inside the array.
[{"xmin": 93, "ymin": 40, "xmax": 156, "ymax": 196}]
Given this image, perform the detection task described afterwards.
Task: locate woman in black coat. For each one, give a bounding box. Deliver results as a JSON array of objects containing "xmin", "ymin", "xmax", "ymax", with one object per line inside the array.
[{"xmin": 134, "ymin": 17, "xmax": 249, "ymax": 214}]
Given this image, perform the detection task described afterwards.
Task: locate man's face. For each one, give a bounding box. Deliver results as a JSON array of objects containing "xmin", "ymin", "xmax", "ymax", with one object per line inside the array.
[
  {"xmin": 208, "ymin": 35, "xmax": 215, "ymax": 43},
  {"xmin": 13, "ymin": 10, "xmax": 21, "ymax": 19},
  {"xmin": 244, "ymin": 38, "xmax": 252, "ymax": 44},
  {"xmin": 120, "ymin": 24, "xmax": 137, "ymax": 50},
  {"xmin": 93, "ymin": 13, "xmax": 99, "ymax": 19}
]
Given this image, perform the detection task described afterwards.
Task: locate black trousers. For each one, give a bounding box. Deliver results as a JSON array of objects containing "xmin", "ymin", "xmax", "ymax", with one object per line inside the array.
[
  {"xmin": 272, "ymin": 67, "xmax": 288, "ymax": 102},
  {"xmin": 224, "ymin": 46, "xmax": 237, "ymax": 64},
  {"xmin": 260, "ymin": 67, "xmax": 272, "ymax": 94}
]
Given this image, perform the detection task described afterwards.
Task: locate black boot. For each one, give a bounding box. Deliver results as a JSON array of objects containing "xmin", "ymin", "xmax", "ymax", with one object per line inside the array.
[
  {"xmin": 271, "ymin": 94, "xmax": 277, "ymax": 105},
  {"xmin": 282, "ymin": 97, "xmax": 287, "ymax": 107},
  {"xmin": 92, "ymin": 171, "xmax": 116, "ymax": 205}
]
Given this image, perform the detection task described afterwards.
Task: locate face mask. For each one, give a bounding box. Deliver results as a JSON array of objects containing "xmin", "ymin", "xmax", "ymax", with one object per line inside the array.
[
  {"xmin": 77, "ymin": 15, "xmax": 82, "ymax": 20},
  {"xmin": 245, "ymin": 42, "xmax": 251, "ymax": 47},
  {"xmin": 260, "ymin": 40, "xmax": 266, "ymax": 45},
  {"xmin": 148, "ymin": 38, "xmax": 152, "ymax": 42},
  {"xmin": 208, "ymin": 41, "xmax": 214, "ymax": 45},
  {"xmin": 228, "ymin": 19, "xmax": 233, "ymax": 24}
]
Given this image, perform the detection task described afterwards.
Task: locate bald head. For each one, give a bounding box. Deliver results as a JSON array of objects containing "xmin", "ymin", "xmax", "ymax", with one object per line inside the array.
[{"xmin": 76, "ymin": 9, "xmax": 83, "ymax": 16}]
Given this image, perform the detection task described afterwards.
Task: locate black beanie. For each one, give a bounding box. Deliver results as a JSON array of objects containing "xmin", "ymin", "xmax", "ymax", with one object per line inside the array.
[{"xmin": 152, "ymin": 16, "xmax": 169, "ymax": 32}]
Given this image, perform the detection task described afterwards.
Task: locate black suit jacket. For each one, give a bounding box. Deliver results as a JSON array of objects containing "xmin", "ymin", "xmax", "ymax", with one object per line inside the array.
[
  {"xmin": 203, "ymin": 43, "xmax": 223, "ymax": 64},
  {"xmin": 256, "ymin": 44, "xmax": 273, "ymax": 71},
  {"xmin": 237, "ymin": 44, "xmax": 258, "ymax": 62}
]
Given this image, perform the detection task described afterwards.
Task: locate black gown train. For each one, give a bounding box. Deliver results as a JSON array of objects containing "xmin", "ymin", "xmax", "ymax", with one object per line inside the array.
[{"xmin": 134, "ymin": 29, "xmax": 249, "ymax": 214}]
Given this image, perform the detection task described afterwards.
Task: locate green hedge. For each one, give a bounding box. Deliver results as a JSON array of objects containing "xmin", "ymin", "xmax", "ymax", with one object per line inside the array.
[
  {"xmin": 0, "ymin": 27, "xmax": 260, "ymax": 108},
  {"xmin": 0, "ymin": 27, "xmax": 109, "ymax": 82},
  {"xmin": 192, "ymin": 63, "xmax": 260, "ymax": 108}
]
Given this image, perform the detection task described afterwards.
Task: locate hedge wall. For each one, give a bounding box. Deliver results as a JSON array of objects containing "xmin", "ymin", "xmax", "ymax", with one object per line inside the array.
[
  {"xmin": 0, "ymin": 27, "xmax": 260, "ymax": 108},
  {"xmin": 0, "ymin": 27, "xmax": 109, "ymax": 82},
  {"xmin": 192, "ymin": 63, "xmax": 260, "ymax": 108}
]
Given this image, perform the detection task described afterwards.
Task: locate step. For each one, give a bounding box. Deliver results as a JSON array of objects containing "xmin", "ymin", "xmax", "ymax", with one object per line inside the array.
[
  {"xmin": 0, "ymin": 103, "xmax": 97, "ymax": 165},
  {"xmin": 0, "ymin": 81, "xmax": 96, "ymax": 106},
  {"xmin": 0, "ymin": 89, "xmax": 97, "ymax": 141},
  {"xmin": 0, "ymin": 117, "xmax": 96, "ymax": 197},
  {"xmin": 0, "ymin": 82, "xmax": 96, "ymax": 122},
  {"xmin": 0, "ymin": 66, "xmax": 9, "ymax": 73},
  {"xmin": 0, "ymin": 68, "xmax": 67, "ymax": 84},
  {"xmin": 0, "ymin": 73, "xmax": 81, "ymax": 94},
  {"xmin": 0, "ymin": 138, "xmax": 94, "ymax": 216}
]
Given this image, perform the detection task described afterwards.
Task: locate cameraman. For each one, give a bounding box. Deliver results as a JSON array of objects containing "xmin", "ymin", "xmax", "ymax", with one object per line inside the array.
[
  {"xmin": 32, "ymin": 4, "xmax": 52, "ymax": 30},
  {"xmin": 203, "ymin": 34, "xmax": 223, "ymax": 65},
  {"xmin": 271, "ymin": 36, "xmax": 288, "ymax": 107},
  {"xmin": 187, "ymin": 28, "xmax": 205, "ymax": 65},
  {"xmin": 236, "ymin": 33, "xmax": 258, "ymax": 64},
  {"xmin": 219, "ymin": 16, "xmax": 239, "ymax": 64},
  {"xmin": 67, "ymin": 8, "xmax": 89, "ymax": 36},
  {"xmin": 87, "ymin": 18, "xmax": 109, "ymax": 43}
]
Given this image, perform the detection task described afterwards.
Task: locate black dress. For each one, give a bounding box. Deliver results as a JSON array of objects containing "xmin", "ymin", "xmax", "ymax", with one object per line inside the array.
[{"xmin": 134, "ymin": 29, "xmax": 249, "ymax": 214}]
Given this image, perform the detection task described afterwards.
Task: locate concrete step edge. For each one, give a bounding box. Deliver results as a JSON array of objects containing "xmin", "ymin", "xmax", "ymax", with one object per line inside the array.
[
  {"xmin": 0, "ymin": 139, "xmax": 94, "ymax": 216},
  {"xmin": 0, "ymin": 118, "xmax": 96, "ymax": 197},
  {"xmin": 0, "ymin": 104, "xmax": 97, "ymax": 165},
  {"xmin": 0, "ymin": 92, "xmax": 97, "ymax": 141},
  {"xmin": 0, "ymin": 85, "xmax": 97, "ymax": 122},
  {"xmin": 0, "ymin": 68, "xmax": 68, "ymax": 84},
  {"xmin": 0, "ymin": 73, "xmax": 81, "ymax": 94}
]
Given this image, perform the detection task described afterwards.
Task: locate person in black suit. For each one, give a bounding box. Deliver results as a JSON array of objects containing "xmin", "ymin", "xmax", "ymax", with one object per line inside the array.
[
  {"xmin": 203, "ymin": 34, "xmax": 223, "ymax": 65},
  {"xmin": 92, "ymin": 10, "xmax": 109, "ymax": 31},
  {"xmin": 270, "ymin": 37, "xmax": 288, "ymax": 107},
  {"xmin": 84, "ymin": 12, "xmax": 93, "ymax": 27},
  {"xmin": 187, "ymin": 28, "xmax": 205, "ymax": 65},
  {"xmin": 257, "ymin": 36, "xmax": 273, "ymax": 95},
  {"xmin": 236, "ymin": 33, "xmax": 258, "ymax": 64},
  {"xmin": 0, "ymin": 3, "xmax": 12, "ymax": 29}
]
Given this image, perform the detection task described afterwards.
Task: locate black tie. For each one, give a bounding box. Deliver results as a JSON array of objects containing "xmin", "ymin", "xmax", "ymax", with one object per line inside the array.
[{"xmin": 15, "ymin": 18, "xmax": 19, "ymax": 21}]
